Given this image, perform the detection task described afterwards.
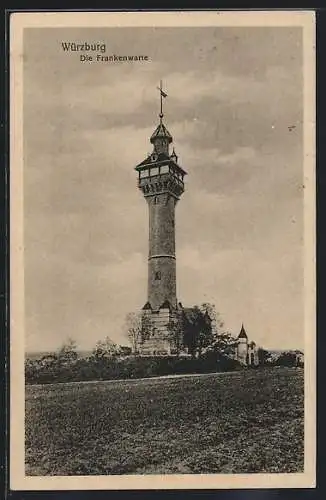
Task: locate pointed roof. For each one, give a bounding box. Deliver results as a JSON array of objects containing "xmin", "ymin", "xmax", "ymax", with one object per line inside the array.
[
  {"xmin": 142, "ymin": 301, "xmax": 152, "ymax": 310},
  {"xmin": 238, "ymin": 323, "xmax": 248, "ymax": 339},
  {"xmin": 170, "ymin": 147, "xmax": 178, "ymax": 163},
  {"xmin": 150, "ymin": 121, "xmax": 173, "ymax": 144}
]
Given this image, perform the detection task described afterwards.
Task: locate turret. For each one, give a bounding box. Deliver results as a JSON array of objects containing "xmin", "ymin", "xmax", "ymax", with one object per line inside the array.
[
  {"xmin": 150, "ymin": 121, "xmax": 172, "ymax": 155},
  {"xmin": 236, "ymin": 323, "xmax": 249, "ymax": 365}
]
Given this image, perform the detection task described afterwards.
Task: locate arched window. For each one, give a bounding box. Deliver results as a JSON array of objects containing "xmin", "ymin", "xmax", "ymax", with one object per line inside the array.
[
  {"xmin": 153, "ymin": 196, "xmax": 158, "ymax": 204},
  {"xmin": 155, "ymin": 271, "xmax": 161, "ymax": 280}
]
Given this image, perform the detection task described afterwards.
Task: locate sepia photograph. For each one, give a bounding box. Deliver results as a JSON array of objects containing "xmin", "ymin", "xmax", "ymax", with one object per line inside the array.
[{"xmin": 10, "ymin": 11, "xmax": 316, "ymax": 490}]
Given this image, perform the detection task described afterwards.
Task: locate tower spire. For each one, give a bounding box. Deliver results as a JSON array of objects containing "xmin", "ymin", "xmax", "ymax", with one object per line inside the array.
[{"xmin": 150, "ymin": 81, "xmax": 172, "ymax": 155}]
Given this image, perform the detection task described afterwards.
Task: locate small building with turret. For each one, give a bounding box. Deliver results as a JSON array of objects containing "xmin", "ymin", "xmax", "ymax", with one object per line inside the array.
[{"xmin": 234, "ymin": 324, "xmax": 259, "ymax": 366}]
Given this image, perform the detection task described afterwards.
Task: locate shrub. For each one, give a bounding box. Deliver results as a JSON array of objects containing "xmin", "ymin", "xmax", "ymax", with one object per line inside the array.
[
  {"xmin": 274, "ymin": 351, "xmax": 300, "ymax": 368},
  {"xmin": 25, "ymin": 353, "xmax": 242, "ymax": 385}
]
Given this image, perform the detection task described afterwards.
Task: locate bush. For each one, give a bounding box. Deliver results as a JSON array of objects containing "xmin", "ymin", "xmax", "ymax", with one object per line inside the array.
[
  {"xmin": 25, "ymin": 353, "xmax": 242, "ymax": 385},
  {"xmin": 274, "ymin": 351, "xmax": 301, "ymax": 368}
]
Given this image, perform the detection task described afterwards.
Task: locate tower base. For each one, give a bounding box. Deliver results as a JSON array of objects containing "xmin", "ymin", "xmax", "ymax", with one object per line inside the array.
[{"xmin": 137, "ymin": 302, "xmax": 184, "ymax": 356}]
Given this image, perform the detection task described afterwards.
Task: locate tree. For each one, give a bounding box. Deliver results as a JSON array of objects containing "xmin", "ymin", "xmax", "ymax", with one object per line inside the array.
[
  {"xmin": 201, "ymin": 302, "xmax": 219, "ymax": 325},
  {"xmin": 200, "ymin": 303, "xmax": 227, "ymax": 336},
  {"xmin": 57, "ymin": 338, "xmax": 78, "ymax": 365},
  {"xmin": 92, "ymin": 336, "xmax": 120, "ymax": 359},
  {"xmin": 275, "ymin": 351, "xmax": 298, "ymax": 367},
  {"xmin": 258, "ymin": 347, "xmax": 271, "ymax": 365},
  {"xmin": 182, "ymin": 306, "xmax": 214, "ymax": 358},
  {"xmin": 200, "ymin": 303, "xmax": 239, "ymax": 357},
  {"xmin": 124, "ymin": 312, "xmax": 143, "ymax": 353},
  {"xmin": 182, "ymin": 303, "xmax": 239, "ymax": 359},
  {"xmin": 210, "ymin": 332, "xmax": 237, "ymax": 357}
]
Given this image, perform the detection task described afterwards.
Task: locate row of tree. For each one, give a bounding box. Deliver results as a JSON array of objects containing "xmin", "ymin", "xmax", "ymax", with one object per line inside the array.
[
  {"xmin": 44, "ymin": 303, "xmax": 233, "ymax": 363},
  {"xmin": 25, "ymin": 303, "xmax": 303, "ymax": 383}
]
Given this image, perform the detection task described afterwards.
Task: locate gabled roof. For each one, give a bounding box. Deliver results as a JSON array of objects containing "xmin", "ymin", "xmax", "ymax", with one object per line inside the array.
[
  {"xmin": 150, "ymin": 121, "xmax": 173, "ymax": 144},
  {"xmin": 135, "ymin": 152, "xmax": 171, "ymax": 169},
  {"xmin": 142, "ymin": 301, "xmax": 152, "ymax": 310},
  {"xmin": 135, "ymin": 154, "xmax": 188, "ymax": 176},
  {"xmin": 238, "ymin": 323, "xmax": 248, "ymax": 339}
]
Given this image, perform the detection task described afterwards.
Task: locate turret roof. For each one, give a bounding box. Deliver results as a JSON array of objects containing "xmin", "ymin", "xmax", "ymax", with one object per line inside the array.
[
  {"xmin": 150, "ymin": 121, "xmax": 173, "ymax": 144},
  {"xmin": 238, "ymin": 323, "xmax": 248, "ymax": 339}
]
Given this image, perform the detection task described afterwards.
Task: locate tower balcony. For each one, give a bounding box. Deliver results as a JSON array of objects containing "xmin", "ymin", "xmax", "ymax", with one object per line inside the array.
[
  {"xmin": 136, "ymin": 160, "xmax": 186, "ymax": 199},
  {"xmin": 139, "ymin": 172, "xmax": 184, "ymax": 199}
]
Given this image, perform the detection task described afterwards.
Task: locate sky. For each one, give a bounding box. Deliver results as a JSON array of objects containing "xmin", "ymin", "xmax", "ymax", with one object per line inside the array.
[{"xmin": 23, "ymin": 26, "xmax": 304, "ymax": 352}]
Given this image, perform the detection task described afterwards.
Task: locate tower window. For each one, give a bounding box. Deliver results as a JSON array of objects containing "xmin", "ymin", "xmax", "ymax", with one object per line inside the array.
[
  {"xmin": 155, "ymin": 271, "xmax": 161, "ymax": 280},
  {"xmin": 140, "ymin": 170, "xmax": 148, "ymax": 179},
  {"xmin": 150, "ymin": 167, "xmax": 159, "ymax": 177},
  {"xmin": 154, "ymin": 196, "xmax": 159, "ymax": 204}
]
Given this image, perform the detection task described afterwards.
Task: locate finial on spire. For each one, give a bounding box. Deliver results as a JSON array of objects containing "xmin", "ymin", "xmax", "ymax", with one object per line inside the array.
[{"xmin": 157, "ymin": 80, "xmax": 168, "ymax": 121}]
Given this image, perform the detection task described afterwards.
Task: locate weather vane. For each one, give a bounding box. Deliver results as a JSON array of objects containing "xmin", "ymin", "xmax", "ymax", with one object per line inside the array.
[{"xmin": 157, "ymin": 80, "xmax": 168, "ymax": 120}]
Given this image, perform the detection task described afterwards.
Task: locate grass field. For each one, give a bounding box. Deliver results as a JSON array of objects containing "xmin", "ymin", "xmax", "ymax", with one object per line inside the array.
[{"xmin": 25, "ymin": 367, "xmax": 304, "ymax": 475}]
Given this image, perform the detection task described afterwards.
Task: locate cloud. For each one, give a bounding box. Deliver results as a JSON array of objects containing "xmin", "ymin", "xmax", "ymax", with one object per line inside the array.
[
  {"xmin": 217, "ymin": 146, "xmax": 257, "ymax": 166},
  {"xmin": 25, "ymin": 249, "xmax": 148, "ymax": 351}
]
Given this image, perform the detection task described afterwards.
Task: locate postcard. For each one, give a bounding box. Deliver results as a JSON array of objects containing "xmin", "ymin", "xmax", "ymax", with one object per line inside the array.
[{"xmin": 10, "ymin": 10, "xmax": 316, "ymax": 490}]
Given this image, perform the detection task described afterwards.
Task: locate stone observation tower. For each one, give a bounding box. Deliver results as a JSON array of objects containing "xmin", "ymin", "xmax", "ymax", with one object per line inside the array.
[{"xmin": 134, "ymin": 82, "xmax": 187, "ymax": 355}]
